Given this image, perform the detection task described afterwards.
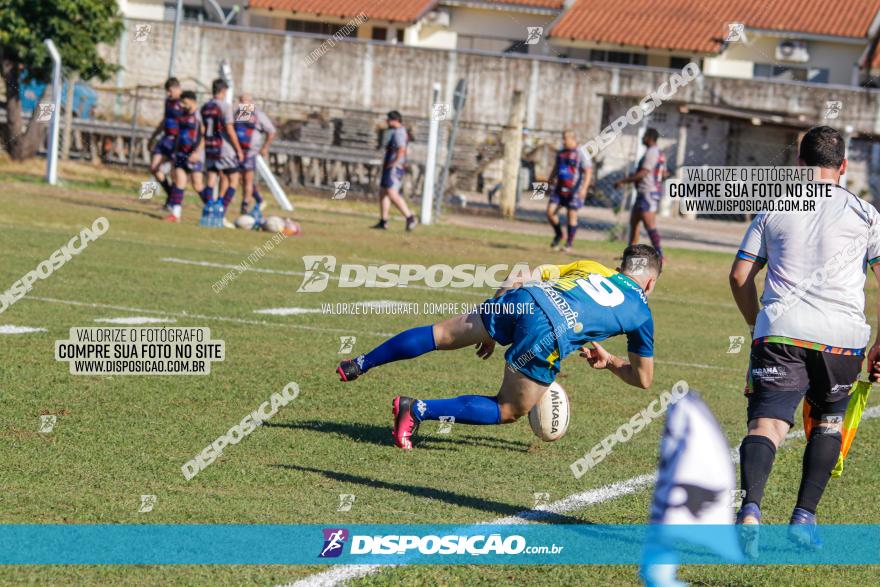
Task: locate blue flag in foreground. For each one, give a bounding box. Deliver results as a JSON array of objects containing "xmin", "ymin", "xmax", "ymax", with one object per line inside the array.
[{"xmin": 642, "ymin": 390, "xmax": 743, "ymax": 585}]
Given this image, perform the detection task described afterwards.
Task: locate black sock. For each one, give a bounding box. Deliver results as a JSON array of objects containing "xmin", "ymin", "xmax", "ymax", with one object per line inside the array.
[
  {"xmin": 566, "ymin": 224, "xmax": 577, "ymax": 245},
  {"xmin": 551, "ymin": 222, "xmax": 563, "ymax": 239},
  {"xmin": 740, "ymin": 434, "xmax": 777, "ymax": 508},
  {"xmin": 160, "ymin": 178, "xmax": 172, "ymax": 196},
  {"xmin": 795, "ymin": 429, "xmax": 842, "ymax": 514}
]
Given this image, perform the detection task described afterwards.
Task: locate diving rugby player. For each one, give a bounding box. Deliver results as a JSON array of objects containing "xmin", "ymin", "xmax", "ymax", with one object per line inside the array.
[{"xmin": 337, "ymin": 245, "xmax": 661, "ymax": 449}]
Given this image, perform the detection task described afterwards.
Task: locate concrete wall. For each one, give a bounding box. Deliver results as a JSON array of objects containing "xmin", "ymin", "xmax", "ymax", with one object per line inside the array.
[
  {"xmin": 101, "ymin": 19, "xmax": 880, "ymax": 197},
  {"xmin": 107, "ymin": 20, "xmax": 880, "ymax": 129}
]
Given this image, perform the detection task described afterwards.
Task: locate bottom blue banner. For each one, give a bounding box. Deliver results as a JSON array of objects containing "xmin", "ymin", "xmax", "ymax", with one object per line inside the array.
[{"xmin": 0, "ymin": 524, "xmax": 878, "ymax": 565}]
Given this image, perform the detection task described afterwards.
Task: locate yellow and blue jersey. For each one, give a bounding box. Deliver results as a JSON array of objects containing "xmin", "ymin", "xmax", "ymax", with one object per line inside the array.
[{"xmin": 522, "ymin": 260, "xmax": 654, "ymax": 362}]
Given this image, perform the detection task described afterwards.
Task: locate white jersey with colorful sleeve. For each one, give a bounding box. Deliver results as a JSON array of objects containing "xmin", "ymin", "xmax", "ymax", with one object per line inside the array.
[{"xmin": 737, "ymin": 185, "xmax": 880, "ymax": 351}]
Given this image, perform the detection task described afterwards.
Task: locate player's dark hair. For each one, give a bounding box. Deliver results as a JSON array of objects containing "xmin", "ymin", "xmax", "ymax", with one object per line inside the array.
[
  {"xmin": 621, "ymin": 244, "xmax": 662, "ymax": 277},
  {"xmin": 387, "ymin": 110, "xmax": 402, "ymax": 122},
  {"xmin": 799, "ymin": 125, "xmax": 845, "ymax": 169},
  {"xmin": 180, "ymin": 90, "xmax": 197, "ymax": 101},
  {"xmin": 644, "ymin": 128, "xmax": 659, "ymax": 142},
  {"xmin": 165, "ymin": 77, "xmax": 180, "ymax": 90},
  {"xmin": 212, "ymin": 78, "xmax": 229, "ymax": 96}
]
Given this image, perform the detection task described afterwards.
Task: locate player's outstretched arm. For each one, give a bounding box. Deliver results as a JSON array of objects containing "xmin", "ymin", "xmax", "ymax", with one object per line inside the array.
[{"xmin": 580, "ymin": 342, "xmax": 653, "ymax": 389}]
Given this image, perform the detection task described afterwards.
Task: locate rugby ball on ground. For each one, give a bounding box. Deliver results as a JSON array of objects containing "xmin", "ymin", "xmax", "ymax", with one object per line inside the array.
[
  {"xmin": 234, "ymin": 214, "xmax": 257, "ymax": 230},
  {"xmin": 263, "ymin": 215, "xmax": 285, "ymax": 233},
  {"xmin": 281, "ymin": 218, "xmax": 301, "ymax": 237},
  {"xmin": 528, "ymin": 382, "xmax": 570, "ymax": 442}
]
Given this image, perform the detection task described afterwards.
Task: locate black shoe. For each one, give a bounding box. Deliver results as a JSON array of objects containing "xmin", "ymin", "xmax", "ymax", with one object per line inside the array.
[
  {"xmin": 405, "ymin": 216, "xmax": 417, "ymax": 231},
  {"xmin": 371, "ymin": 220, "xmax": 388, "ymax": 230},
  {"xmin": 337, "ymin": 358, "xmax": 363, "ymax": 382}
]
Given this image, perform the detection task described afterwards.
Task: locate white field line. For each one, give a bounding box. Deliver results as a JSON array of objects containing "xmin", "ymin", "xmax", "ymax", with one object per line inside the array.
[
  {"xmin": 283, "ymin": 405, "xmax": 880, "ymax": 587},
  {"xmin": 254, "ymin": 308, "xmax": 323, "ymax": 316},
  {"xmin": 161, "ymin": 257, "xmax": 490, "ymax": 298},
  {"xmin": 0, "ymin": 325, "xmax": 47, "ymax": 334},
  {"xmin": 22, "ymin": 296, "xmax": 395, "ymax": 337},
  {"xmin": 658, "ymin": 360, "xmax": 741, "ymax": 371},
  {"xmin": 94, "ymin": 317, "xmax": 177, "ymax": 324}
]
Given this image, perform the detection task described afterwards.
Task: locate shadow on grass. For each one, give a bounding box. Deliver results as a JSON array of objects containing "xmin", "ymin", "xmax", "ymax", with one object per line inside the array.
[
  {"xmin": 264, "ymin": 419, "xmax": 531, "ymax": 453},
  {"xmin": 273, "ymin": 463, "xmax": 591, "ymax": 524},
  {"xmin": 57, "ymin": 196, "xmax": 167, "ymax": 220}
]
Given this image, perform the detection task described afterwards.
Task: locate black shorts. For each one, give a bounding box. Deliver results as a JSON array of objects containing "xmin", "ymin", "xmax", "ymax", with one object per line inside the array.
[{"xmin": 746, "ymin": 342, "xmax": 863, "ymax": 426}]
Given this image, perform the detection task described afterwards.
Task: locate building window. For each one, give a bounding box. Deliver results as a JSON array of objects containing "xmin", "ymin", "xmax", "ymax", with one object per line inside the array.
[
  {"xmin": 372, "ymin": 27, "xmax": 387, "ymax": 41},
  {"xmin": 396, "ymin": 29, "xmax": 405, "ymax": 43},
  {"xmin": 285, "ymin": 19, "xmax": 359, "ymax": 37},
  {"xmin": 669, "ymin": 56, "xmax": 692, "ymax": 70},
  {"xmin": 753, "ymin": 63, "xmax": 829, "ymax": 84},
  {"xmin": 589, "ymin": 50, "xmax": 647, "ymax": 66}
]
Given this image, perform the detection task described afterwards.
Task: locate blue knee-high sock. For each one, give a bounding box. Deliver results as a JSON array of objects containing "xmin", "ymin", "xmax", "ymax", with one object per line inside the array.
[
  {"xmin": 357, "ymin": 325, "xmax": 435, "ymax": 373},
  {"xmin": 201, "ymin": 186, "xmax": 214, "ymax": 203},
  {"xmin": 413, "ymin": 396, "xmax": 501, "ymax": 425},
  {"xmin": 253, "ymin": 185, "xmax": 263, "ymax": 204},
  {"xmin": 222, "ymin": 187, "xmax": 236, "ymax": 209}
]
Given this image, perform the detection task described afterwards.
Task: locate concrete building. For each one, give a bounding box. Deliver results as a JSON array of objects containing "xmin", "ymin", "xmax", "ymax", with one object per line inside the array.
[
  {"xmin": 117, "ymin": 0, "xmax": 564, "ymax": 53},
  {"xmin": 116, "ymin": 1, "xmax": 880, "ymax": 85},
  {"xmin": 550, "ymin": 0, "xmax": 880, "ymax": 86}
]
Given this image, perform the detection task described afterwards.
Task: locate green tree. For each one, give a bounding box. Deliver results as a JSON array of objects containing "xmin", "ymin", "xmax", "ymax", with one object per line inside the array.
[{"xmin": 0, "ymin": 0, "xmax": 123, "ymax": 160}]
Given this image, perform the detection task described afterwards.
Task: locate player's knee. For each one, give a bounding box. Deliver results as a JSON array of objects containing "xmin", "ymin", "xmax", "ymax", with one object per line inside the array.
[
  {"xmin": 812, "ymin": 413, "xmax": 844, "ymax": 441},
  {"xmin": 431, "ymin": 323, "xmax": 450, "ymax": 348},
  {"xmin": 498, "ymin": 403, "xmax": 523, "ymax": 423},
  {"xmin": 747, "ymin": 419, "xmax": 788, "ymax": 447},
  {"xmin": 810, "ymin": 426, "xmax": 842, "ymax": 442}
]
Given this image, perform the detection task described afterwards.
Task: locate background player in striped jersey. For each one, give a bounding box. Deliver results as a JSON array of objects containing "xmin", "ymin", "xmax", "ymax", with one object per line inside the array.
[
  {"xmin": 233, "ymin": 93, "xmax": 276, "ymax": 215},
  {"xmin": 730, "ymin": 125, "xmax": 880, "ymax": 549},
  {"xmin": 337, "ymin": 245, "xmax": 660, "ymax": 449},
  {"xmin": 546, "ymin": 130, "xmax": 592, "ymax": 252},
  {"xmin": 148, "ymin": 78, "xmax": 183, "ymax": 206},
  {"xmin": 201, "ymin": 79, "xmax": 244, "ymax": 227},
  {"xmin": 165, "ymin": 91, "xmax": 205, "ymax": 222},
  {"xmin": 615, "ymin": 128, "xmax": 667, "ymax": 262}
]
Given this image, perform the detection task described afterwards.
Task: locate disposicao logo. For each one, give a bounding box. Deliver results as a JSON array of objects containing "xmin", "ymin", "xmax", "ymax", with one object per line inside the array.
[{"xmin": 319, "ymin": 528, "xmax": 349, "ymax": 558}]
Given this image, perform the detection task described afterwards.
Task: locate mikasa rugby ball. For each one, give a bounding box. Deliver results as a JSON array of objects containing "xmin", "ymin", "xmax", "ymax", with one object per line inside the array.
[{"xmin": 528, "ymin": 382, "xmax": 570, "ymax": 441}]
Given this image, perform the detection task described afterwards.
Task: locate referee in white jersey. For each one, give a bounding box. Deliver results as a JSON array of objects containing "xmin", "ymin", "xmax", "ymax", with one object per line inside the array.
[{"xmin": 729, "ymin": 126, "xmax": 880, "ymax": 549}]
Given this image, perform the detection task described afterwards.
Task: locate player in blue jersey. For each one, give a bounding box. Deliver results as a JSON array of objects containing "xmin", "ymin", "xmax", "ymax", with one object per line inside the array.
[
  {"xmin": 337, "ymin": 244, "xmax": 661, "ymax": 449},
  {"xmin": 149, "ymin": 78, "xmax": 184, "ymax": 205}
]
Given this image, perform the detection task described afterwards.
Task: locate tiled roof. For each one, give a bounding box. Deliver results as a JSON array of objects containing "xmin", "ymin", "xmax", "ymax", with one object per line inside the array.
[
  {"xmin": 248, "ymin": 0, "xmax": 439, "ymax": 23},
  {"xmin": 550, "ymin": 0, "xmax": 880, "ymax": 53}
]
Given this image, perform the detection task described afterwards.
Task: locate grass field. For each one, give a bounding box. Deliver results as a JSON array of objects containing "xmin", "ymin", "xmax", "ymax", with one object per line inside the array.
[{"xmin": 1, "ymin": 159, "xmax": 879, "ymax": 586}]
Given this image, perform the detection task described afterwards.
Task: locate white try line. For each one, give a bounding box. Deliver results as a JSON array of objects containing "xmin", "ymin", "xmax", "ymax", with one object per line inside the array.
[
  {"xmin": 22, "ymin": 296, "xmax": 395, "ymax": 338},
  {"xmin": 161, "ymin": 257, "xmax": 490, "ymax": 298},
  {"xmin": 282, "ymin": 404, "xmax": 880, "ymax": 587},
  {"xmin": 658, "ymin": 360, "xmax": 741, "ymax": 371}
]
